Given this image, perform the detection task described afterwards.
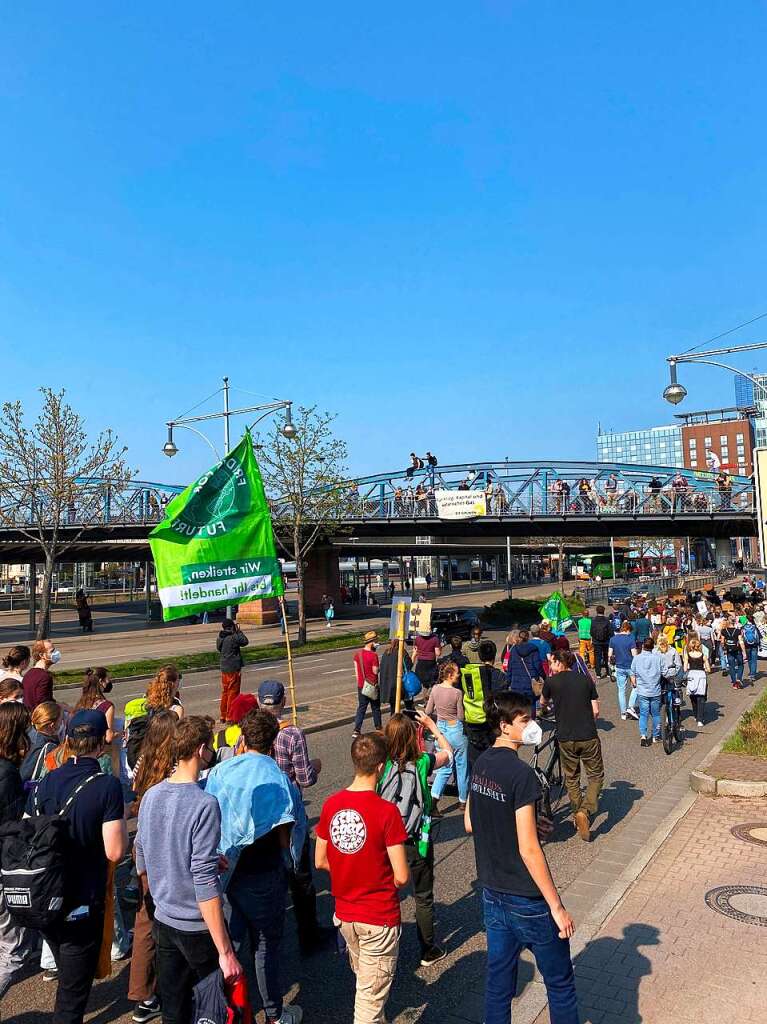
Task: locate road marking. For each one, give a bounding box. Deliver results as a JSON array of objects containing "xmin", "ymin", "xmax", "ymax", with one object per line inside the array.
[{"xmin": 322, "ymin": 669, "xmax": 349, "ymax": 675}]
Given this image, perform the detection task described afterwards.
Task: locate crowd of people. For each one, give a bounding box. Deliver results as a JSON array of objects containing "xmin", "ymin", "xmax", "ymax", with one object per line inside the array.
[{"xmin": 0, "ymin": 576, "xmax": 763, "ymax": 1024}]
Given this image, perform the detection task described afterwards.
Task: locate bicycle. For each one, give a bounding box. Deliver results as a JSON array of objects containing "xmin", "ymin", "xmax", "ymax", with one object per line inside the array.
[
  {"xmin": 531, "ymin": 730, "xmax": 564, "ymax": 819},
  {"xmin": 660, "ymin": 678, "xmax": 684, "ymax": 755}
]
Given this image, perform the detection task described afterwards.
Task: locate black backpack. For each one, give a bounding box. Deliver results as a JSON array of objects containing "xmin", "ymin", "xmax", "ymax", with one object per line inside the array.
[{"xmin": 0, "ymin": 772, "xmax": 101, "ymax": 930}]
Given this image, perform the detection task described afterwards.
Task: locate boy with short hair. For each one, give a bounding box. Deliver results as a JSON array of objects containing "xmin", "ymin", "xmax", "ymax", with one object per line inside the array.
[{"xmin": 315, "ymin": 734, "xmax": 410, "ymax": 1024}]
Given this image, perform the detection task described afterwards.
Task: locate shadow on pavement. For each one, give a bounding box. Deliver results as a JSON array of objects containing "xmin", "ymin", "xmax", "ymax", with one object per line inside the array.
[
  {"xmin": 572, "ymin": 923, "xmax": 659, "ymax": 1023},
  {"xmin": 591, "ymin": 780, "xmax": 644, "ymax": 839}
]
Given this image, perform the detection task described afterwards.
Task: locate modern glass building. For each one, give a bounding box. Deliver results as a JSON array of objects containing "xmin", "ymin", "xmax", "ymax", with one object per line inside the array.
[
  {"xmin": 596, "ymin": 424, "xmax": 683, "ymax": 467},
  {"xmin": 735, "ymin": 373, "xmax": 755, "ymax": 409}
]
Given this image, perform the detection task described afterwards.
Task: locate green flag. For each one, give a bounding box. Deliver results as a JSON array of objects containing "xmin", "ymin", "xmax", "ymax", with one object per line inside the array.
[
  {"xmin": 538, "ymin": 591, "xmax": 573, "ymax": 632},
  {"xmin": 149, "ymin": 431, "xmax": 284, "ymax": 622}
]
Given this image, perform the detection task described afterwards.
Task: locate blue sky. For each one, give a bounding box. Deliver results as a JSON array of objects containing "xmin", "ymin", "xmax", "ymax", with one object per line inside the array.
[{"xmin": 2, "ymin": 2, "xmax": 767, "ymax": 485}]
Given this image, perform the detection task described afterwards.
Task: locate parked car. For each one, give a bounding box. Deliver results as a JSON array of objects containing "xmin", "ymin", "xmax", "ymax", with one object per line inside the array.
[
  {"xmin": 607, "ymin": 585, "xmax": 632, "ymax": 604},
  {"xmin": 421, "ymin": 607, "xmax": 483, "ymax": 644}
]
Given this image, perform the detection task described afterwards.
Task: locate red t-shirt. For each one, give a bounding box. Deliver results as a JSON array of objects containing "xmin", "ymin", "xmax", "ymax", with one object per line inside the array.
[
  {"xmin": 316, "ymin": 789, "xmax": 408, "ymax": 926},
  {"xmin": 414, "ymin": 635, "xmax": 440, "ymax": 662},
  {"xmin": 353, "ymin": 648, "xmax": 379, "ymax": 689}
]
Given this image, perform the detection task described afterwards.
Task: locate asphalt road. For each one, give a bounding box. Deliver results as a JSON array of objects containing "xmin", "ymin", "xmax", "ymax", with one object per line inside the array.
[{"xmin": 13, "ymin": 641, "xmax": 763, "ymax": 1024}]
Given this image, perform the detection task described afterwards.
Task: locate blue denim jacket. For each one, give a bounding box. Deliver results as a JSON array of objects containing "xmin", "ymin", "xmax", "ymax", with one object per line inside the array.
[{"xmin": 205, "ymin": 752, "xmax": 297, "ymax": 889}]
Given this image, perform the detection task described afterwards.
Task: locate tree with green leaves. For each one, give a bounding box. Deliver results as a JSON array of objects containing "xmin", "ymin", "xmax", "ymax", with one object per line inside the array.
[
  {"xmin": 0, "ymin": 388, "xmax": 133, "ymax": 638},
  {"xmin": 257, "ymin": 406, "xmax": 349, "ymax": 644}
]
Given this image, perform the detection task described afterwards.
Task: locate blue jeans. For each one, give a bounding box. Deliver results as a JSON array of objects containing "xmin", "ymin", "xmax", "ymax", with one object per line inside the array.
[
  {"xmin": 746, "ymin": 646, "xmax": 758, "ymax": 678},
  {"xmin": 430, "ymin": 720, "xmax": 469, "ymax": 802},
  {"xmin": 727, "ymin": 650, "xmax": 744, "ymax": 685},
  {"xmin": 353, "ymin": 690, "xmax": 382, "ymax": 732},
  {"xmin": 482, "ymin": 889, "xmax": 578, "ymax": 1024},
  {"xmin": 615, "ymin": 669, "xmax": 638, "ymax": 716},
  {"xmin": 638, "ymin": 695, "xmax": 661, "ymax": 739},
  {"xmin": 227, "ymin": 865, "xmax": 288, "ymax": 1021}
]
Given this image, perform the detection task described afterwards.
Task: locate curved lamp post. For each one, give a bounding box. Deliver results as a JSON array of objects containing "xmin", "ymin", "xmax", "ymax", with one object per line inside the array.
[{"xmin": 664, "ymin": 341, "xmax": 767, "ymax": 405}]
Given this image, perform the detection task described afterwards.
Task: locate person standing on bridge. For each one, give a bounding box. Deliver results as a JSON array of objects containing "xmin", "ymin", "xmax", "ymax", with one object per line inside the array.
[{"xmin": 216, "ymin": 618, "xmax": 249, "ymax": 724}]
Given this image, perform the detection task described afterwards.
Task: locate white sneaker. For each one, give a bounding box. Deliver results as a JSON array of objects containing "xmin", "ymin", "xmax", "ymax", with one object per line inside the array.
[
  {"xmin": 621, "ymin": 714, "xmax": 627, "ymax": 720},
  {"xmin": 273, "ymin": 1005, "xmax": 303, "ymax": 1024},
  {"xmin": 625, "ymin": 707, "xmax": 639, "ymax": 721},
  {"xmin": 697, "ymin": 721, "xmax": 704, "ymax": 728}
]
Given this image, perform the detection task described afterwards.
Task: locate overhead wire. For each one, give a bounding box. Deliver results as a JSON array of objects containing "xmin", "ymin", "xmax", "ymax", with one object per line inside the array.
[{"xmin": 681, "ymin": 310, "xmax": 767, "ymax": 355}]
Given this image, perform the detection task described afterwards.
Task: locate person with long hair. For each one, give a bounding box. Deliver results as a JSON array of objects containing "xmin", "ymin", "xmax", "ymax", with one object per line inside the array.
[
  {"xmin": 0, "ymin": 702, "xmax": 36, "ymax": 1000},
  {"xmin": 379, "ymin": 711, "xmax": 452, "ymax": 967},
  {"xmin": 683, "ymin": 634, "xmax": 711, "ymax": 729},
  {"xmin": 128, "ymin": 712, "xmax": 179, "ymax": 1024},
  {"xmin": 20, "ymin": 700, "xmax": 61, "ymax": 783},
  {"xmin": 145, "ymin": 665, "xmax": 184, "ymax": 719},
  {"xmin": 0, "ymin": 677, "xmax": 23, "ymax": 704},
  {"xmin": 426, "ymin": 660, "xmax": 469, "ymax": 814},
  {"xmin": 76, "ymin": 667, "xmax": 116, "ymax": 741},
  {"xmin": 465, "ymin": 691, "xmax": 577, "ymax": 1023}
]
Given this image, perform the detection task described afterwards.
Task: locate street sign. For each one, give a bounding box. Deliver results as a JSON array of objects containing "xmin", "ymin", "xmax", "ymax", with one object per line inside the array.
[
  {"xmin": 409, "ymin": 601, "xmax": 432, "ymax": 635},
  {"xmin": 389, "ymin": 597, "xmax": 412, "ymax": 639}
]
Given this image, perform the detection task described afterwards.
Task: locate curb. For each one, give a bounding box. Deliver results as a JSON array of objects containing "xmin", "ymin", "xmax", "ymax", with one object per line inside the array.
[{"xmin": 688, "ymin": 706, "xmax": 767, "ymax": 799}]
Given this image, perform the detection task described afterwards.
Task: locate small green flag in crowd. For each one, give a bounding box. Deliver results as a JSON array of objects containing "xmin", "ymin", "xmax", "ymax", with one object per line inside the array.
[
  {"xmin": 149, "ymin": 431, "xmax": 284, "ymax": 622},
  {"xmin": 538, "ymin": 591, "xmax": 573, "ymax": 632}
]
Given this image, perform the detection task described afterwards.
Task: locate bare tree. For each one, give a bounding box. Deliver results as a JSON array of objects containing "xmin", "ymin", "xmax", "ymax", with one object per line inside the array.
[
  {"xmin": 0, "ymin": 388, "xmax": 133, "ymax": 637},
  {"xmin": 257, "ymin": 406, "xmax": 349, "ymax": 644}
]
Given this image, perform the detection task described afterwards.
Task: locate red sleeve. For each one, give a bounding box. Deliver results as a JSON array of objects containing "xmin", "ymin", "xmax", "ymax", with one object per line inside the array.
[
  {"xmin": 383, "ymin": 802, "xmax": 409, "ymax": 847},
  {"xmin": 353, "ymin": 653, "xmax": 362, "ymax": 687},
  {"xmin": 316, "ymin": 800, "xmax": 331, "ymax": 841}
]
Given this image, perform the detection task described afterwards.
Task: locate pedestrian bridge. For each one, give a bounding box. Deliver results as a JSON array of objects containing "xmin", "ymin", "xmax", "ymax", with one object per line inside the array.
[{"xmin": 0, "ymin": 461, "xmax": 755, "ymax": 564}]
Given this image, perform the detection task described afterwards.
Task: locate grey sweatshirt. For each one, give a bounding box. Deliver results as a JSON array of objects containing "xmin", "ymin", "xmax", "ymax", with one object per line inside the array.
[{"xmin": 135, "ymin": 780, "xmax": 222, "ymax": 932}]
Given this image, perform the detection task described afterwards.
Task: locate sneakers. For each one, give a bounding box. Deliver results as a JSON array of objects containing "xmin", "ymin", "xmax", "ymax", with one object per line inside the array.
[
  {"xmin": 625, "ymin": 707, "xmax": 639, "ymax": 721},
  {"xmin": 351, "ymin": 731, "xmax": 360, "ymax": 739},
  {"xmin": 420, "ymin": 946, "xmax": 447, "ymax": 967},
  {"xmin": 621, "ymin": 713, "xmax": 627, "ymax": 721},
  {"xmin": 574, "ymin": 809, "xmax": 591, "ymax": 842},
  {"xmin": 42, "ymin": 968, "xmax": 59, "ymax": 982},
  {"xmin": 271, "ymin": 1005, "xmax": 304, "ymax": 1024},
  {"xmin": 697, "ymin": 720, "xmax": 704, "ymax": 728},
  {"xmin": 132, "ymin": 998, "xmax": 161, "ymax": 1024},
  {"xmin": 640, "ymin": 736, "xmax": 649, "ymax": 747},
  {"xmin": 652, "ymin": 736, "xmax": 660, "ymax": 744}
]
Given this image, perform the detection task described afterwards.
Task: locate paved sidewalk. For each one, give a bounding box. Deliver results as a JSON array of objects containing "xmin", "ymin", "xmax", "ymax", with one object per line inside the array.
[{"xmin": 530, "ymin": 794, "xmax": 767, "ymax": 1024}]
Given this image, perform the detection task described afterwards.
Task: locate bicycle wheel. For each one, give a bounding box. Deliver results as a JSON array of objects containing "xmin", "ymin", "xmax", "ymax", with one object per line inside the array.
[
  {"xmin": 534, "ymin": 769, "xmax": 553, "ymax": 820},
  {"xmin": 661, "ymin": 703, "xmax": 674, "ymax": 755},
  {"xmin": 672, "ymin": 704, "xmax": 683, "ymax": 744}
]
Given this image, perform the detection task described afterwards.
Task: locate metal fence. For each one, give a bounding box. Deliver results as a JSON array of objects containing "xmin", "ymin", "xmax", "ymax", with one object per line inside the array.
[{"xmin": 572, "ymin": 569, "xmax": 737, "ymax": 607}]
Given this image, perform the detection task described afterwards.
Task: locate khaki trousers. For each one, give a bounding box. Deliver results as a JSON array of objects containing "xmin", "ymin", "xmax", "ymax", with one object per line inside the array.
[
  {"xmin": 335, "ymin": 917, "xmax": 400, "ymax": 1024},
  {"xmin": 578, "ymin": 639, "xmax": 594, "ymax": 667},
  {"xmin": 559, "ymin": 737, "xmax": 604, "ymax": 818}
]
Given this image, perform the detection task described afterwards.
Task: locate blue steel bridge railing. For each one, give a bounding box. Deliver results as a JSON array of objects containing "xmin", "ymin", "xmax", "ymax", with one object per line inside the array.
[
  {"xmin": 3, "ymin": 462, "xmax": 753, "ymax": 528},
  {"xmin": 339, "ymin": 461, "xmax": 755, "ymax": 520}
]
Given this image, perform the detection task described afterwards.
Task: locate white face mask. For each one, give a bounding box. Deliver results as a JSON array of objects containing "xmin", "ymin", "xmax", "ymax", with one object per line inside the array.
[
  {"xmin": 50, "ymin": 649, "xmax": 62, "ymax": 665},
  {"xmin": 521, "ymin": 721, "xmax": 543, "ymax": 746}
]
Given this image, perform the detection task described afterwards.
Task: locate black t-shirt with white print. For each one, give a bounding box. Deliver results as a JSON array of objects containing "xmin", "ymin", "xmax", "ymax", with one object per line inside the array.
[{"xmin": 469, "ymin": 746, "xmax": 542, "ymax": 898}]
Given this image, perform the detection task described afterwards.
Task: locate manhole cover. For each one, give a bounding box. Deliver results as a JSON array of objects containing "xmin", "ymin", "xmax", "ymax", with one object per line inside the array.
[
  {"xmin": 705, "ymin": 886, "xmax": 767, "ymax": 927},
  {"xmin": 731, "ymin": 823, "xmax": 767, "ymax": 848}
]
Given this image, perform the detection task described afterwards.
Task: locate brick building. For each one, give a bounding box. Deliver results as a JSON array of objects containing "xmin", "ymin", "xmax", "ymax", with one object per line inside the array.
[{"xmin": 675, "ymin": 407, "xmax": 755, "ymax": 476}]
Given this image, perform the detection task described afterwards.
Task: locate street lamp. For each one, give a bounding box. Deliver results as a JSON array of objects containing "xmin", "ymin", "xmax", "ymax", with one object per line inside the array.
[
  {"xmin": 162, "ymin": 378, "xmax": 297, "ymax": 458},
  {"xmin": 663, "ymin": 341, "xmax": 767, "ymax": 405}
]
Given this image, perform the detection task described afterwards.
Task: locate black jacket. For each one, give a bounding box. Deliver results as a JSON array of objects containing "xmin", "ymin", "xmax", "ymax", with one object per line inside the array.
[
  {"xmin": 0, "ymin": 758, "xmax": 25, "ymax": 826},
  {"xmin": 591, "ymin": 615, "xmax": 613, "ymax": 643},
  {"xmin": 216, "ymin": 628, "xmax": 249, "ymax": 672}
]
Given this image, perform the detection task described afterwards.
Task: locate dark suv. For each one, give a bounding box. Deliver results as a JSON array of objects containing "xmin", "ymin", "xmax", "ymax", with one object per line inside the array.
[{"xmin": 428, "ymin": 608, "xmax": 483, "ymax": 644}]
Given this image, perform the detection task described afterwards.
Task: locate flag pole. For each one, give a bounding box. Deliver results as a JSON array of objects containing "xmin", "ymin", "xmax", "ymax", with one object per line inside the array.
[
  {"xmin": 394, "ymin": 602, "xmax": 406, "ymax": 714},
  {"xmin": 279, "ymin": 596, "xmax": 298, "ymax": 726}
]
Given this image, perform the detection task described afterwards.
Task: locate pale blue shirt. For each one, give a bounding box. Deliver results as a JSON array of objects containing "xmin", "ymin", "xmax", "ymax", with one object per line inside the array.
[{"xmin": 630, "ymin": 650, "xmax": 663, "ymax": 698}]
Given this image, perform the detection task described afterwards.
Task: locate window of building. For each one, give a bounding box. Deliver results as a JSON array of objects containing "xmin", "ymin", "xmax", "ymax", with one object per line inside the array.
[
  {"xmin": 720, "ymin": 435, "xmax": 727, "ymax": 445},
  {"xmin": 704, "ymin": 436, "xmax": 712, "ymax": 446},
  {"xmin": 690, "ymin": 459, "xmax": 697, "ymax": 467},
  {"xmin": 689, "ymin": 439, "xmax": 697, "ymax": 449},
  {"xmin": 738, "ymin": 455, "xmax": 746, "ymax": 465},
  {"xmin": 737, "ymin": 433, "xmax": 744, "ymax": 443}
]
